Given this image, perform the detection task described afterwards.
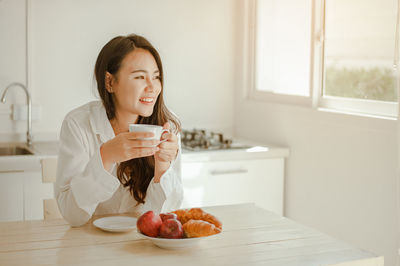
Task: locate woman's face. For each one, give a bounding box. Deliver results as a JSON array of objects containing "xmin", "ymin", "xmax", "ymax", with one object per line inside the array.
[{"xmin": 110, "ymin": 48, "xmax": 161, "ymax": 119}]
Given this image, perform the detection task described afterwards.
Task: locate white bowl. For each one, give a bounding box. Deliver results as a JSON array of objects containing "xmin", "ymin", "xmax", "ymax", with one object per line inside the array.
[{"xmin": 137, "ymin": 231, "xmax": 220, "ymax": 249}]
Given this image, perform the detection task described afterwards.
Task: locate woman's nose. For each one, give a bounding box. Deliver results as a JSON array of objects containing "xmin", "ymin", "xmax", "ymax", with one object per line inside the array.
[{"xmin": 145, "ymin": 77, "xmax": 154, "ymax": 92}]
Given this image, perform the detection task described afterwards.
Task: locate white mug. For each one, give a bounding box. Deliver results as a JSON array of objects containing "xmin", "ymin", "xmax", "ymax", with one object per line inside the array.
[{"xmin": 128, "ymin": 124, "xmax": 170, "ymax": 143}]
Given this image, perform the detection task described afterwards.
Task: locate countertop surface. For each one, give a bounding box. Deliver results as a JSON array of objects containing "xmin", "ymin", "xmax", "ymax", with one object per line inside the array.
[
  {"xmin": 0, "ymin": 141, "xmax": 59, "ymax": 157},
  {"xmin": 0, "ymin": 141, "xmax": 59, "ymax": 172},
  {"xmin": 29, "ymin": 141, "xmax": 59, "ymax": 156},
  {"xmin": 0, "ymin": 138, "xmax": 289, "ymax": 171},
  {"xmin": 181, "ymin": 139, "xmax": 289, "ymax": 162},
  {"xmin": 0, "ymin": 203, "xmax": 382, "ymax": 266}
]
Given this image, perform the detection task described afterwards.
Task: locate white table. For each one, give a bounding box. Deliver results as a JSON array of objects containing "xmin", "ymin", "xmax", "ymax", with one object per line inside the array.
[{"xmin": 0, "ymin": 203, "xmax": 383, "ymax": 265}]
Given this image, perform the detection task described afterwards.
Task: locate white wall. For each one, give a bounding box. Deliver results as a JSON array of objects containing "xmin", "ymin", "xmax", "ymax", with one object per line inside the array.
[
  {"xmin": 0, "ymin": 0, "xmax": 27, "ymax": 136},
  {"xmin": 234, "ymin": 101, "xmax": 398, "ymax": 265},
  {"xmin": 1, "ymin": 0, "xmax": 237, "ymax": 139},
  {"xmin": 235, "ymin": 1, "xmax": 399, "ymax": 265}
]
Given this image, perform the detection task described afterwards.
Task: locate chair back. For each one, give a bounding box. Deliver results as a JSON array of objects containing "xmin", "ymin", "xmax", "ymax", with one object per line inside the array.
[{"xmin": 40, "ymin": 158, "xmax": 62, "ymax": 220}]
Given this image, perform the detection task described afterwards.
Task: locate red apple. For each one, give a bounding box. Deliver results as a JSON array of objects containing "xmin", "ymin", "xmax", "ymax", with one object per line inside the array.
[
  {"xmin": 136, "ymin": 211, "xmax": 162, "ymax": 237},
  {"xmin": 160, "ymin": 212, "xmax": 178, "ymax": 222},
  {"xmin": 159, "ymin": 219, "xmax": 184, "ymax": 239}
]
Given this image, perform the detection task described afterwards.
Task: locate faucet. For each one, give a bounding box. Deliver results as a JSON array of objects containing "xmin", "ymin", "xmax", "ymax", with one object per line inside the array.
[{"xmin": 1, "ymin": 82, "xmax": 33, "ymax": 146}]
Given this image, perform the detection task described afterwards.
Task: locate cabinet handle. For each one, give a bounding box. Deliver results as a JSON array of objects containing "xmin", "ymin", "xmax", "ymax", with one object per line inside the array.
[
  {"xmin": 210, "ymin": 169, "xmax": 248, "ymax": 175},
  {"xmin": 0, "ymin": 170, "xmax": 24, "ymax": 173}
]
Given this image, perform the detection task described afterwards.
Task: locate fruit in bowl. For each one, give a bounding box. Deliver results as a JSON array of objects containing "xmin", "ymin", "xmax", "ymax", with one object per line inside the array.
[
  {"xmin": 137, "ymin": 208, "xmax": 222, "ymax": 240},
  {"xmin": 136, "ymin": 211, "xmax": 162, "ymax": 237},
  {"xmin": 172, "ymin": 208, "xmax": 222, "ymax": 237},
  {"xmin": 159, "ymin": 218, "xmax": 184, "ymax": 239},
  {"xmin": 160, "ymin": 212, "xmax": 178, "ymax": 222},
  {"xmin": 137, "ymin": 211, "xmax": 184, "ymax": 239},
  {"xmin": 182, "ymin": 219, "xmax": 221, "ymax": 238}
]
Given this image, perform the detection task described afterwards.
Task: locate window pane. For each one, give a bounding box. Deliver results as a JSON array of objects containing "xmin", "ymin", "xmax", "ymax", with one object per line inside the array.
[
  {"xmin": 323, "ymin": 0, "xmax": 397, "ymax": 102},
  {"xmin": 255, "ymin": 0, "xmax": 311, "ymax": 96}
]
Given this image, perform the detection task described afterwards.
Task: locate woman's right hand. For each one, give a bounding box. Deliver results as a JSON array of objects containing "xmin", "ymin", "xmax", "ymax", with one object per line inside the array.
[{"xmin": 100, "ymin": 132, "xmax": 160, "ymax": 172}]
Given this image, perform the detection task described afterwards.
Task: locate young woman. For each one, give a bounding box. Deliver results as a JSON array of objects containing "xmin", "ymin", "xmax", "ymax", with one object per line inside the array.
[{"xmin": 55, "ymin": 34, "xmax": 183, "ymax": 227}]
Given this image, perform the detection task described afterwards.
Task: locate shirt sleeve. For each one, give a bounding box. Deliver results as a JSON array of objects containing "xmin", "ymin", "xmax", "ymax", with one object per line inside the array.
[
  {"xmin": 55, "ymin": 116, "xmax": 120, "ymax": 227},
  {"xmin": 141, "ymin": 133, "xmax": 184, "ymax": 214}
]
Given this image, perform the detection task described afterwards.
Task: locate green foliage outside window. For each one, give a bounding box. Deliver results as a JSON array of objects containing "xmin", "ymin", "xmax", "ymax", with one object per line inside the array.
[{"xmin": 324, "ymin": 66, "xmax": 397, "ymax": 102}]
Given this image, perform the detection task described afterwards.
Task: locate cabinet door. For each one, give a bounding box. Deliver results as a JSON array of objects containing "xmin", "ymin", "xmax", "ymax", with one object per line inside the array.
[
  {"xmin": 182, "ymin": 158, "xmax": 284, "ymax": 215},
  {"xmin": 0, "ymin": 172, "xmax": 24, "ymax": 222}
]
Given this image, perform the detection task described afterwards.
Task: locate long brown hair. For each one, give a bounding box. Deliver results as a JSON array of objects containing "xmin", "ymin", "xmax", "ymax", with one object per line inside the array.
[{"xmin": 94, "ymin": 34, "xmax": 181, "ymax": 204}]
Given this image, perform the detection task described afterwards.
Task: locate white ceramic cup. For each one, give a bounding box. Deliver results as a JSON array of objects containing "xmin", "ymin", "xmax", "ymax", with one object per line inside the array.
[{"xmin": 128, "ymin": 124, "xmax": 170, "ymax": 143}]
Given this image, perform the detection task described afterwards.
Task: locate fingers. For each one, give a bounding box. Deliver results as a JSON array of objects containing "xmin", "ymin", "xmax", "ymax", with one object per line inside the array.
[
  {"xmin": 156, "ymin": 149, "xmax": 176, "ymax": 157},
  {"xmin": 130, "ymin": 139, "xmax": 160, "ymax": 148},
  {"xmin": 123, "ymin": 132, "xmax": 160, "ymax": 147},
  {"xmin": 160, "ymin": 132, "xmax": 177, "ymax": 142},
  {"xmin": 158, "ymin": 140, "xmax": 177, "ymax": 149},
  {"xmin": 127, "ymin": 147, "xmax": 159, "ymax": 158},
  {"xmin": 157, "ymin": 131, "xmax": 178, "ymax": 159},
  {"xmin": 122, "ymin": 123, "xmax": 178, "ymax": 162},
  {"xmin": 155, "ymin": 151, "xmax": 176, "ymax": 162},
  {"xmin": 156, "ymin": 140, "xmax": 178, "ymax": 162},
  {"xmin": 125, "ymin": 131, "xmax": 155, "ymax": 139}
]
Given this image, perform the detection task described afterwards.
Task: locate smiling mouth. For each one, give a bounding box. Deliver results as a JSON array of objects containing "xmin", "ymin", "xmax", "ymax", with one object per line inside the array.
[{"xmin": 139, "ymin": 97, "xmax": 154, "ymax": 103}]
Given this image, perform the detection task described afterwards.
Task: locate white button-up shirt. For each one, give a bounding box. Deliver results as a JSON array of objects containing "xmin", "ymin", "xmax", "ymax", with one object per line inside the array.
[{"xmin": 55, "ymin": 101, "xmax": 183, "ymax": 227}]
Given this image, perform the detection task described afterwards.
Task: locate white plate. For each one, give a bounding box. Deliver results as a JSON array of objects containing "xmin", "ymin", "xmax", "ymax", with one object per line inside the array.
[
  {"xmin": 137, "ymin": 231, "xmax": 220, "ymax": 249},
  {"xmin": 93, "ymin": 216, "xmax": 137, "ymax": 233}
]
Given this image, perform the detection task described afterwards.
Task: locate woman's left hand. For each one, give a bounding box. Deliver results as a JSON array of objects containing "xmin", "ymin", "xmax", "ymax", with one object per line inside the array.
[{"xmin": 154, "ymin": 122, "xmax": 178, "ymax": 181}]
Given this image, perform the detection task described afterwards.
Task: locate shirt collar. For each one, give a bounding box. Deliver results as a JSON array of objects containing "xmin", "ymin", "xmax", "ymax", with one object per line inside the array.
[{"xmin": 88, "ymin": 101, "xmax": 115, "ymax": 144}]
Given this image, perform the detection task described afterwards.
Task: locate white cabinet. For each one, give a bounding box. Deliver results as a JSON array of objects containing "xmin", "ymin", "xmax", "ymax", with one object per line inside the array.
[
  {"xmin": 181, "ymin": 158, "xmax": 284, "ymax": 215},
  {"xmin": 0, "ymin": 172, "xmax": 24, "ymax": 221},
  {"xmin": 0, "ymin": 170, "xmax": 53, "ymax": 222}
]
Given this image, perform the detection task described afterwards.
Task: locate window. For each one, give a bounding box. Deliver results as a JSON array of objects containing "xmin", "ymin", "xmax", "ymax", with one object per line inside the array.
[
  {"xmin": 254, "ymin": 0, "xmax": 311, "ymax": 97},
  {"xmin": 320, "ymin": 0, "xmax": 398, "ymax": 117},
  {"xmin": 249, "ymin": 0, "xmax": 399, "ymax": 118}
]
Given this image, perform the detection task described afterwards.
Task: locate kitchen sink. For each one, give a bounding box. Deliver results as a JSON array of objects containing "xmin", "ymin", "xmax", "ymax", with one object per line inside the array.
[{"xmin": 0, "ymin": 146, "xmax": 34, "ymax": 156}]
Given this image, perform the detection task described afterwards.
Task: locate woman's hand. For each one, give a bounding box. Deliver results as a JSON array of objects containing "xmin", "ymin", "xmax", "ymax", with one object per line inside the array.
[
  {"xmin": 154, "ymin": 122, "xmax": 179, "ymax": 182},
  {"xmin": 100, "ymin": 131, "xmax": 160, "ymax": 172}
]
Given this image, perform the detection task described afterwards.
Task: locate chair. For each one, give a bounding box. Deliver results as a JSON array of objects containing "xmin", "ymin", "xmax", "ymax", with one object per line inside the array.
[{"xmin": 40, "ymin": 158, "xmax": 62, "ymax": 220}]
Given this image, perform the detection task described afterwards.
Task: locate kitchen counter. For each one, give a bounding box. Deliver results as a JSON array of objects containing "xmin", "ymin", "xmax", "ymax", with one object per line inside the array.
[
  {"xmin": 182, "ymin": 141, "xmax": 289, "ymax": 163},
  {"xmin": 28, "ymin": 141, "xmax": 59, "ymax": 156},
  {"xmin": 0, "ymin": 139, "xmax": 288, "ymax": 169},
  {"xmin": 0, "ymin": 141, "xmax": 58, "ymax": 172},
  {"xmin": 0, "ymin": 203, "xmax": 383, "ymax": 266},
  {"xmin": 0, "ymin": 141, "xmax": 59, "ymax": 157}
]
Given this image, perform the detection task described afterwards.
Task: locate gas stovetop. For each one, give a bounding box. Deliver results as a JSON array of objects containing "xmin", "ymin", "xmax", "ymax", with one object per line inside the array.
[{"xmin": 181, "ymin": 129, "xmax": 251, "ymax": 151}]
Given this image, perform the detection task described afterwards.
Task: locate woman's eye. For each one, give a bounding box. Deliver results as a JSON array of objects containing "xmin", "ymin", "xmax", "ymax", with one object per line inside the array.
[
  {"xmin": 153, "ymin": 75, "xmax": 160, "ymax": 80},
  {"xmin": 134, "ymin": 75, "xmax": 145, "ymax": 79}
]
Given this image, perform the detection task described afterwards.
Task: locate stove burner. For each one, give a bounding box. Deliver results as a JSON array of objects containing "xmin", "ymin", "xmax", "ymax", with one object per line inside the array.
[{"xmin": 181, "ymin": 129, "xmax": 247, "ymax": 151}]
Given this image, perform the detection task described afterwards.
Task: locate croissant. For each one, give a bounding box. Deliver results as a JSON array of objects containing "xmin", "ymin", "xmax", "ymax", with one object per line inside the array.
[
  {"xmin": 183, "ymin": 219, "xmax": 221, "ymax": 238},
  {"xmin": 172, "ymin": 208, "xmax": 222, "ymax": 229}
]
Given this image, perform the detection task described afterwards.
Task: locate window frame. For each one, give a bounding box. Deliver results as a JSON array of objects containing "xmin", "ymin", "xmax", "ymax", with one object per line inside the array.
[{"xmin": 245, "ymin": 0, "xmax": 399, "ymax": 119}]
